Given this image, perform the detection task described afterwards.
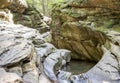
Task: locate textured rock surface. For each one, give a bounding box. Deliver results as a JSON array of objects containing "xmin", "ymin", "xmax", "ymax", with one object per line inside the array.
[
  {"xmin": 9, "ymin": 0, "xmax": 28, "ymax": 13},
  {"xmin": 50, "ymin": 0, "xmax": 120, "ymax": 83},
  {"xmin": 56, "ymin": 46, "xmax": 120, "ymax": 83},
  {"xmin": 52, "ymin": 21, "xmax": 108, "ymax": 61},
  {"xmin": 0, "ymin": 68, "xmax": 23, "ymax": 83},
  {"xmin": 43, "ymin": 49, "xmax": 71, "ymax": 82},
  {"xmin": 0, "ymin": 0, "xmax": 12, "ymax": 8},
  {"xmin": 0, "ymin": 0, "xmax": 120, "ymax": 83},
  {"xmin": 0, "ymin": 9, "xmax": 14, "ymax": 23},
  {"xmin": 51, "ymin": 0, "xmax": 120, "ymax": 61},
  {"xmin": 13, "ymin": 2, "xmax": 50, "ymax": 33},
  {"xmin": 0, "ymin": 11, "xmax": 71, "ymax": 83},
  {"xmin": 0, "ymin": 0, "xmax": 27, "ymax": 13}
]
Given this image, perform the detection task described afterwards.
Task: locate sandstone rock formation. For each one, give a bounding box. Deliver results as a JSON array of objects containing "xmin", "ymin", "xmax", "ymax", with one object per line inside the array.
[
  {"xmin": 13, "ymin": 1, "xmax": 50, "ymax": 33},
  {"xmin": 52, "ymin": 21, "xmax": 108, "ymax": 61},
  {"xmin": 0, "ymin": 0, "xmax": 28, "ymax": 13},
  {"xmin": 51, "ymin": 0, "xmax": 120, "ymax": 61},
  {"xmin": 0, "ymin": 20, "xmax": 72, "ymax": 83},
  {"xmin": 50, "ymin": 0, "xmax": 120, "ymax": 82},
  {"xmin": 0, "ymin": 0, "xmax": 120, "ymax": 83}
]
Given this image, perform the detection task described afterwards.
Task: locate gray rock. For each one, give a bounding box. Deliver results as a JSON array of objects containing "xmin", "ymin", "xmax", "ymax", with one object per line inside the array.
[
  {"xmin": 107, "ymin": 31, "xmax": 120, "ymax": 45},
  {"xmin": 35, "ymin": 43, "xmax": 56, "ymax": 62},
  {"xmin": 40, "ymin": 32, "xmax": 52, "ymax": 42},
  {"xmin": 22, "ymin": 46, "xmax": 39, "ymax": 83},
  {"xmin": 39, "ymin": 74, "xmax": 52, "ymax": 83},
  {"xmin": 8, "ymin": 65, "xmax": 23, "ymax": 77},
  {"xmin": 0, "ymin": 37, "xmax": 33, "ymax": 66},
  {"xmin": 23, "ymin": 69, "xmax": 39, "ymax": 83},
  {"xmin": 0, "ymin": 68, "xmax": 23, "ymax": 83},
  {"xmin": 57, "ymin": 70, "xmax": 72, "ymax": 83},
  {"xmin": 79, "ymin": 46, "xmax": 120, "ymax": 83},
  {"xmin": 43, "ymin": 49, "xmax": 71, "ymax": 81}
]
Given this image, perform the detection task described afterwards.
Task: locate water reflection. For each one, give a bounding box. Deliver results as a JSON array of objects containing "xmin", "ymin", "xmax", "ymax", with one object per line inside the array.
[{"xmin": 63, "ymin": 60, "xmax": 96, "ymax": 74}]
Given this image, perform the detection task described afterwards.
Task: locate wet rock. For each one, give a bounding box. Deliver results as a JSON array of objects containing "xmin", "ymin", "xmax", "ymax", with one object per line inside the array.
[
  {"xmin": 57, "ymin": 70, "xmax": 72, "ymax": 83},
  {"xmin": 43, "ymin": 49, "xmax": 71, "ymax": 81}
]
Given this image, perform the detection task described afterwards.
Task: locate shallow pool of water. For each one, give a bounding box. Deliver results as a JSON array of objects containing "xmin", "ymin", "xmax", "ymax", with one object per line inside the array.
[{"xmin": 65, "ymin": 60, "xmax": 96, "ymax": 74}]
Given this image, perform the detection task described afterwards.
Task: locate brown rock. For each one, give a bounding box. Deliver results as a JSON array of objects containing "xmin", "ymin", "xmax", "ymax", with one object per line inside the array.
[{"xmin": 52, "ymin": 21, "xmax": 107, "ymax": 61}]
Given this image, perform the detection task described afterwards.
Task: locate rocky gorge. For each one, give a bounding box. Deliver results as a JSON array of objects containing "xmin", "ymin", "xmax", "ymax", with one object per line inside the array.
[{"xmin": 0, "ymin": 0, "xmax": 120, "ymax": 83}]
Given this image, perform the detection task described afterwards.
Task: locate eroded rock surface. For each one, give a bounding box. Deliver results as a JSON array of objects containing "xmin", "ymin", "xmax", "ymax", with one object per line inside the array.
[
  {"xmin": 0, "ymin": 0, "xmax": 28, "ymax": 13},
  {"xmin": 0, "ymin": 0, "xmax": 120, "ymax": 83},
  {"xmin": 51, "ymin": 0, "xmax": 120, "ymax": 61},
  {"xmin": 13, "ymin": 1, "xmax": 50, "ymax": 33},
  {"xmin": 0, "ymin": 68, "xmax": 22, "ymax": 83},
  {"xmin": 52, "ymin": 19, "xmax": 108, "ymax": 61},
  {"xmin": 50, "ymin": 0, "xmax": 120, "ymax": 83}
]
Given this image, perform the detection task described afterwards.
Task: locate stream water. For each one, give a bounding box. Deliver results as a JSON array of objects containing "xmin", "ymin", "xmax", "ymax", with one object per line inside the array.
[{"xmin": 65, "ymin": 60, "xmax": 96, "ymax": 74}]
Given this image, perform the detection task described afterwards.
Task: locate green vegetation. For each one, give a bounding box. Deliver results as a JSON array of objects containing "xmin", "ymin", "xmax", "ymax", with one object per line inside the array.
[{"xmin": 26, "ymin": 0, "xmax": 68, "ymax": 16}]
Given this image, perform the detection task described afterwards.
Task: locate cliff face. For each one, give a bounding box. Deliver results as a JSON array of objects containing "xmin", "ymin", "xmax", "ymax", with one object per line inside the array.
[
  {"xmin": 13, "ymin": 1, "xmax": 50, "ymax": 33},
  {"xmin": 51, "ymin": 0, "xmax": 120, "ymax": 61}
]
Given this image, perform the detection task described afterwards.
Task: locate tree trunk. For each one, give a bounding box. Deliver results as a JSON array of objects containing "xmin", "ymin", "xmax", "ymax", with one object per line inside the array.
[{"xmin": 41, "ymin": 0, "xmax": 45, "ymax": 15}]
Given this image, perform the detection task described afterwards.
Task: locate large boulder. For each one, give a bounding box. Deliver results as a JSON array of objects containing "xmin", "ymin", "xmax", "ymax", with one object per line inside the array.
[
  {"xmin": 50, "ymin": 1, "xmax": 120, "ymax": 82},
  {"xmin": 51, "ymin": 0, "xmax": 120, "ymax": 61},
  {"xmin": 0, "ymin": 13, "xmax": 71, "ymax": 83},
  {"xmin": 0, "ymin": 0, "xmax": 12, "ymax": 8},
  {"xmin": 0, "ymin": 21, "xmax": 43, "ymax": 83},
  {"xmin": 0, "ymin": 0, "xmax": 28, "ymax": 13},
  {"xmin": 9, "ymin": 0, "xmax": 28, "ymax": 13},
  {"xmin": 55, "ymin": 45, "xmax": 120, "ymax": 83},
  {"xmin": 52, "ymin": 21, "xmax": 108, "ymax": 61}
]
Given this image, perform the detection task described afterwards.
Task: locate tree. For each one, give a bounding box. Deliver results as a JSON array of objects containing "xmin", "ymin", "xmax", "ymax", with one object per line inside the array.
[{"xmin": 41, "ymin": 0, "xmax": 46, "ymax": 15}]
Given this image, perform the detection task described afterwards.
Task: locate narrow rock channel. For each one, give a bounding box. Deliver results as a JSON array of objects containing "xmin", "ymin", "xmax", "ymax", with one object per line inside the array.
[{"xmin": 0, "ymin": 0, "xmax": 120, "ymax": 83}]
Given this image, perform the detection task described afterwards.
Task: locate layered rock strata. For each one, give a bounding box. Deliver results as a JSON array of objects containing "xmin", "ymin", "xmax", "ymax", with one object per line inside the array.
[
  {"xmin": 0, "ymin": 0, "xmax": 120, "ymax": 83},
  {"xmin": 51, "ymin": 0, "xmax": 120, "ymax": 61}
]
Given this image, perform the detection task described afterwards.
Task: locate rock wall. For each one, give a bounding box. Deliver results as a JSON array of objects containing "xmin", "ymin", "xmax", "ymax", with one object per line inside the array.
[
  {"xmin": 51, "ymin": 0, "xmax": 120, "ymax": 61},
  {"xmin": 0, "ymin": 0, "xmax": 120, "ymax": 83},
  {"xmin": 13, "ymin": 1, "xmax": 50, "ymax": 33}
]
